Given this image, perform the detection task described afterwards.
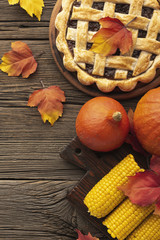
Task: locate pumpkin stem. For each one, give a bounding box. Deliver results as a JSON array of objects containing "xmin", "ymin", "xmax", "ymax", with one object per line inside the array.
[{"xmin": 112, "ymin": 111, "xmax": 122, "ymax": 122}]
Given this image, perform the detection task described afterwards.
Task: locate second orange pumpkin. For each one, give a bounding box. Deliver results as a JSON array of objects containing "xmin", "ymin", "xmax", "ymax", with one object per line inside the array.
[{"xmin": 134, "ymin": 87, "xmax": 160, "ymax": 156}]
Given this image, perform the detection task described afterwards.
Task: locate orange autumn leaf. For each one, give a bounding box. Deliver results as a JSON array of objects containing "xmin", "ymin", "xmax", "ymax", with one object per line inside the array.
[
  {"xmin": 90, "ymin": 17, "xmax": 133, "ymax": 56},
  {"xmin": 28, "ymin": 86, "xmax": 66, "ymax": 126},
  {"xmin": 0, "ymin": 41, "xmax": 37, "ymax": 78}
]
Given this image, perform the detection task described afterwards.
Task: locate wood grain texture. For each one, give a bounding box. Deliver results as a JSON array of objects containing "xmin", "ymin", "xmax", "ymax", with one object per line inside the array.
[
  {"xmin": 0, "ymin": 0, "xmax": 147, "ymax": 239},
  {"xmin": 0, "ymin": 22, "xmax": 49, "ymax": 40},
  {"xmin": 0, "ymin": 102, "xmax": 139, "ymax": 180},
  {"xmin": 0, "ymin": 180, "xmax": 80, "ymax": 240},
  {"xmin": 0, "ymin": 180, "xmax": 106, "ymax": 239},
  {"xmin": 0, "ymin": 104, "xmax": 85, "ymax": 179}
]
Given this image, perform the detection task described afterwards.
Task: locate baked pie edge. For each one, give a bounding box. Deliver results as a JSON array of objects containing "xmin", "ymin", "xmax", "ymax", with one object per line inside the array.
[{"xmin": 55, "ymin": 0, "xmax": 160, "ymax": 93}]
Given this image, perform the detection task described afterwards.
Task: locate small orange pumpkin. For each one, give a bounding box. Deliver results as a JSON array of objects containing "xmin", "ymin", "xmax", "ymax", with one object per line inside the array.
[
  {"xmin": 76, "ymin": 96, "xmax": 129, "ymax": 152},
  {"xmin": 134, "ymin": 87, "xmax": 160, "ymax": 156}
]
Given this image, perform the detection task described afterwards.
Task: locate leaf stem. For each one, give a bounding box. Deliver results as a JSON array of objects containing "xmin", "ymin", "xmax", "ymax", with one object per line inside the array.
[
  {"xmin": 40, "ymin": 80, "xmax": 45, "ymax": 88},
  {"xmin": 125, "ymin": 16, "xmax": 137, "ymax": 28}
]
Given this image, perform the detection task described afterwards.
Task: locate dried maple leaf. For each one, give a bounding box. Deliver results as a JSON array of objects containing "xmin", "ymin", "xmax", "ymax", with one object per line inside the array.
[
  {"xmin": 150, "ymin": 155, "xmax": 160, "ymax": 174},
  {"xmin": 90, "ymin": 17, "xmax": 135, "ymax": 56},
  {"xmin": 8, "ymin": 0, "xmax": 44, "ymax": 21},
  {"xmin": 119, "ymin": 159, "xmax": 160, "ymax": 215},
  {"xmin": 76, "ymin": 229, "xmax": 99, "ymax": 240},
  {"xmin": 0, "ymin": 41, "xmax": 37, "ymax": 78},
  {"xmin": 28, "ymin": 86, "xmax": 66, "ymax": 126}
]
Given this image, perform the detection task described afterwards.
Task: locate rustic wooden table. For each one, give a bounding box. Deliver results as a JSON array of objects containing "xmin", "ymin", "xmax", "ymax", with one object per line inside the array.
[{"xmin": 0, "ymin": 1, "xmax": 143, "ymax": 239}]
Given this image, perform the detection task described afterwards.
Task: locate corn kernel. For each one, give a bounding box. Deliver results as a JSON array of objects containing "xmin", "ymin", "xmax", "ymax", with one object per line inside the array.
[
  {"xmin": 103, "ymin": 198, "xmax": 154, "ymax": 240},
  {"xmin": 127, "ymin": 214, "xmax": 160, "ymax": 240}
]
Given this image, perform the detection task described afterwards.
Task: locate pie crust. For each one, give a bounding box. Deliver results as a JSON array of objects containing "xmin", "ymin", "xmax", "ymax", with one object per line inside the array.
[{"xmin": 55, "ymin": 0, "xmax": 160, "ymax": 92}]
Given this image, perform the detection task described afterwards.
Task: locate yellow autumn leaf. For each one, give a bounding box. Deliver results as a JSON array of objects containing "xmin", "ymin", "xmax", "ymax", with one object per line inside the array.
[
  {"xmin": 8, "ymin": 0, "xmax": 44, "ymax": 21},
  {"xmin": 28, "ymin": 86, "xmax": 66, "ymax": 126},
  {"xmin": 9, "ymin": 0, "xmax": 19, "ymax": 4}
]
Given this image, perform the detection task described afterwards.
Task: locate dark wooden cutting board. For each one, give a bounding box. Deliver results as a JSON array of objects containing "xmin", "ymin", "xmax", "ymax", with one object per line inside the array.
[
  {"xmin": 60, "ymin": 136, "xmax": 148, "ymax": 239},
  {"xmin": 49, "ymin": 0, "xmax": 160, "ymax": 100}
]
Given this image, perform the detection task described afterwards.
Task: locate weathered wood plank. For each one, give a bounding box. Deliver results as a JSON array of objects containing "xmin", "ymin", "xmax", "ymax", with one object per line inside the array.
[
  {"xmin": 0, "ymin": 0, "xmax": 55, "ymax": 22},
  {"xmin": 0, "ymin": 104, "xmax": 85, "ymax": 180},
  {"xmin": 0, "ymin": 102, "xmax": 137, "ymax": 180},
  {"xmin": 0, "ymin": 180, "xmax": 105, "ymax": 240},
  {"xmin": 0, "ymin": 22, "xmax": 49, "ymax": 40}
]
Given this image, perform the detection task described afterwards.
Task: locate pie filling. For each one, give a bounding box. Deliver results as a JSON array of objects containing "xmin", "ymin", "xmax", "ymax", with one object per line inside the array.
[{"xmin": 66, "ymin": 2, "xmax": 157, "ymax": 80}]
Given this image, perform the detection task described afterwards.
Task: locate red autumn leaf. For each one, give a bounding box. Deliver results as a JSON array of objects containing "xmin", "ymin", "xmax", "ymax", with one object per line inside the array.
[
  {"xmin": 119, "ymin": 170, "xmax": 160, "ymax": 215},
  {"xmin": 28, "ymin": 85, "xmax": 65, "ymax": 126},
  {"xmin": 119, "ymin": 171, "xmax": 160, "ymax": 205},
  {"xmin": 0, "ymin": 41, "xmax": 37, "ymax": 78},
  {"xmin": 150, "ymin": 155, "xmax": 160, "ymax": 174},
  {"xmin": 125, "ymin": 108, "xmax": 149, "ymax": 157},
  {"xmin": 90, "ymin": 17, "xmax": 134, "ymax": 56},
  {"xmin": 76, "ymin": 229, "xmax": 99, "ymax": 240},
  {"xmin": 154, "ymin": 197, "xmax": 160, "ymax": 215}
]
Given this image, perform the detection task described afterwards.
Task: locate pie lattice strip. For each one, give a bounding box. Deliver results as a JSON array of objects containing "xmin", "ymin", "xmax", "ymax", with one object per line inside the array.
[
  {"xmin": 93, "ymin": 0, "xmax": 160, "ymax": 9},
  {"xmin": 73, "ymin": 48, "xmax": 154, "ymax": 71},
  {"xmin": 133, "ymin": 10, "xmax": 160, "ymax": 76},
  {"xmin": 71, "ymin": 8, "xmax": 150, "ymax": 30},
  {"xmin": 92, "ymin": 1, "xmax": 115, "ymax": 76},
  {"xmin": 76, "ymin": 21, "xmax": 89, "ymax": 69},
  {"xmin": 75, "ymin": 0, "xmax": 93, "ymax": 69},
  {"xmin": 115, "ymin": 0, "xmax": 144, "ymax": 79}
]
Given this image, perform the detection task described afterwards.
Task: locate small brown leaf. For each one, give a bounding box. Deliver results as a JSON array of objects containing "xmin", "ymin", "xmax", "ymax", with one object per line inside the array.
[
  {"xmin": 0, "ymin": 41, "xmax": 37, "ymax": 78},
  {"xmin": 28, "ymin": 86, "xmax": 66, "ymax": 126}
]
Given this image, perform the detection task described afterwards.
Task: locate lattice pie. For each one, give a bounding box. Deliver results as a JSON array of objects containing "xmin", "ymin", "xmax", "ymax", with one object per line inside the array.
[{"xmin": 55, "ymin": 0, "xmax": 160, "ymax": 92}]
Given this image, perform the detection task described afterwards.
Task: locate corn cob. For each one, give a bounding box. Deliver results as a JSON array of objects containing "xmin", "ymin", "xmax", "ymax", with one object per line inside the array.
[
  {"xmin": 84, "ymin": 154, "xmax": 141, "ymax": 218},
  {"xmin": 103, "ymin": 198, "xmax": 154, "ymax": 240},
  {"xmin": 127, "ymin": 214, "xmax": 160, "ymax": 240}
]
